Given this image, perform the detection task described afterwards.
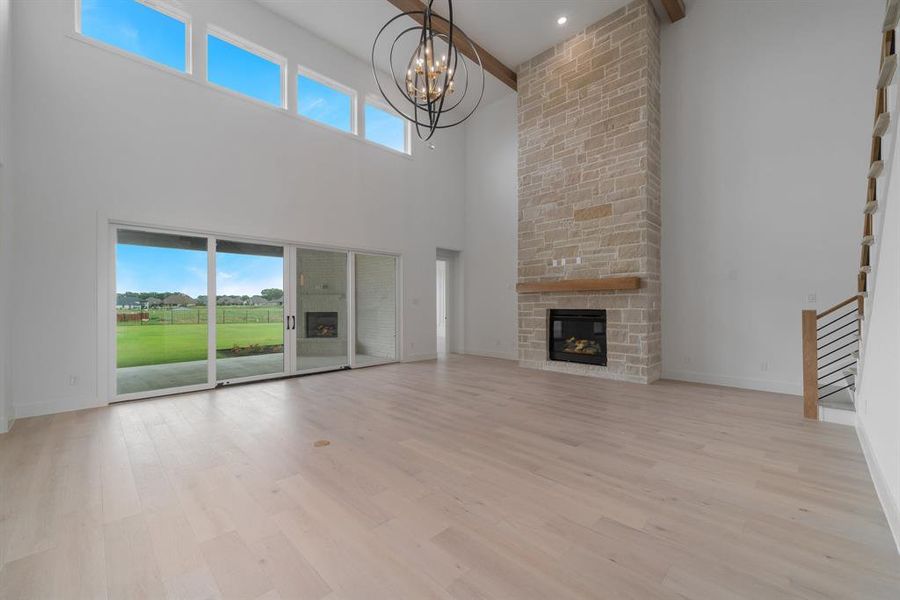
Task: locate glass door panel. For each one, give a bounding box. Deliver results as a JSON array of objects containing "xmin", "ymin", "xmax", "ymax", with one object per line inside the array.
[
  {"xmin": 215, "ymin": 240, "xmax": 286, "ymax": 382},
  {"xmin": 115, "ymin": 229, "xmax": 209, "ymax": 395},
  {"xmin": 354, "ymin": 253, "xmax": 397, "ymax": 366},
  {"xmin": 295, "ymin": 248, "xmax": 349, "ymax": 372}
]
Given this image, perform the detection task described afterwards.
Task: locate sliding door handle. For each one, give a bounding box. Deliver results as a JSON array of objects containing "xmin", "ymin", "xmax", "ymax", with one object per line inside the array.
[
  {"xmin": 286, "ymin": 315, "xmax": 291, "ymax": 330},
  {"xmin": 291, "ymin": 315, "xmax": 296, "ymax": 330}
]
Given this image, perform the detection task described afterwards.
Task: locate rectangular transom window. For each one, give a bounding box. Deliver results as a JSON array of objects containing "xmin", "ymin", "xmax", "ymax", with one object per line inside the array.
[
  {"xmin": 79, "ymin": 0, "xmax": 189, "ymax": 72},
  {"xmin": 297, "ymin": 70, "xmax": 356, "ymax": 133},
  {"xmin": 365, "ymin": 102, "xmax": 409, "ymax": 154},
  {"xmin": 207, "ymin": 28, "xmax": 285, "ymax": 108}
]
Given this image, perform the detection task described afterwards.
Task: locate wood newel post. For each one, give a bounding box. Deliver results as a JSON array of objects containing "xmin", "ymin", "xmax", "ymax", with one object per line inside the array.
[{"xmin": 802, "ymin": 310, "xmax": 818, "ymax": 419}]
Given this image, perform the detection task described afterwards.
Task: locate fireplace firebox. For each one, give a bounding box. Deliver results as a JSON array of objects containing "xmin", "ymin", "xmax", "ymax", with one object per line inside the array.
[
  {"xmin": 306, "ymin": 312, "xmax": 338, "ymax": 338},
  {"xmin": 548, "ymin": 309, "xmax": 607, "ymax": 366}
]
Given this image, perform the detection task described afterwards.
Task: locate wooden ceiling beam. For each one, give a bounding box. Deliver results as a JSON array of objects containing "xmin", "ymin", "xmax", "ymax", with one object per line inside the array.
[
  {"xmin": 660, "ymin": 0, "xmax": 686, "ymax": 23},
  {"xmin": 384, "ymin": 0, "xmax": 517, "ymax": 90}
]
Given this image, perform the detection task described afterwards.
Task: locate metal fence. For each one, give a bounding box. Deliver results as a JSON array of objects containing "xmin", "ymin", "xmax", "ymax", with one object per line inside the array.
[{"xmin": 116, "ymin": 308, "xmax": 283, "ymax": 326}]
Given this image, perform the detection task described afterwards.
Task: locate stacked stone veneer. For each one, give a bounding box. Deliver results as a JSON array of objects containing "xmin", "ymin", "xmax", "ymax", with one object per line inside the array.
[{"xmin": 517, "ymin": 0, "xmax": 661, "ymax": 383}]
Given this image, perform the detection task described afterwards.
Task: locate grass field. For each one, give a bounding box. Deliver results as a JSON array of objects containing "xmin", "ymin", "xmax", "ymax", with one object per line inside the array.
[{"xmin": 116, "ymin": 322, "xmax": 284, "ymax": 368}]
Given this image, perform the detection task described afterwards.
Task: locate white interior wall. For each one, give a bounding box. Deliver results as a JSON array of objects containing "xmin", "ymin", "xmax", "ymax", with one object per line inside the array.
[
  {"xmin": 661, "ymin": 0, "xmax": 881, "ymax": 394},
  {"xmin": 462, "ymin": 93, "xmax": 518, "ymax": 360},
  {"xmin": 0, "ymin": 0, "xmax": 12, "ymax": 432},
  {"xmin": 857, "ymin": 87, "xmax": 900, "ymax": 549},
  {"xmin": 9, "ymin": 0, "xmax": 465, "ymax": 419}
]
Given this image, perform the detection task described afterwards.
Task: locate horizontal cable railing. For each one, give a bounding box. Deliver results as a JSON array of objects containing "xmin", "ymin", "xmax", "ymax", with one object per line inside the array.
[{"xmin": 802, "ymin": 295, "xmax": 863, "ymax": 418}]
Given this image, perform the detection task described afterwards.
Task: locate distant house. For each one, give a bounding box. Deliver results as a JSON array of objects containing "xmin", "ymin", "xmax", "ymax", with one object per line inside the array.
[
  {"xmin": 162, "ymin": 293, "xmax": 194, "ymax": 307},
  {"xmin": 146, "ymin": 297, "xmax": 162, "ymax": 307},
  {"xmin": 116, "ymin": 294, "xmax": 142, "ymax": 309},
  {"xmin": 249, "ymin": 295, "xmax": 268, "ymax": 306}
]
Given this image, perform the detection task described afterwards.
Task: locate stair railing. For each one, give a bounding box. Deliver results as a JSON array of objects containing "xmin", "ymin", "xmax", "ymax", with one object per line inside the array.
[
  {"xmin": 801, "ymin": 295, "xmax": 864, "ymax": 418},
  {"xmin": 801, "ymin": 2, "xmax": 900, "ymax": 419}
]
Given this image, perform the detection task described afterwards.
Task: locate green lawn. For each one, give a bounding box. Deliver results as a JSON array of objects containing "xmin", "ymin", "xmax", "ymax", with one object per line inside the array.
[{"xmin": 116, "ymin": 322, "xmax": 284, "ymax": 368}]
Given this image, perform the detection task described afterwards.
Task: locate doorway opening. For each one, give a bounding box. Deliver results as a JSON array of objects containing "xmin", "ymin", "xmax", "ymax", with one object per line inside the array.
[
  {"xmin": 436, "ymin": 248, "xmax": 459, "ymax": 358},
  {"xmin": 436, "ymin": 258, "xmax": 447, "ymax": 356}
]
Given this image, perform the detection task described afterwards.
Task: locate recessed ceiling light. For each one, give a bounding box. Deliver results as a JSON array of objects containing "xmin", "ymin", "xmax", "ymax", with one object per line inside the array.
[{"xmin": 557, "ymin": 16, "xmax": 568, "ymax": 25}]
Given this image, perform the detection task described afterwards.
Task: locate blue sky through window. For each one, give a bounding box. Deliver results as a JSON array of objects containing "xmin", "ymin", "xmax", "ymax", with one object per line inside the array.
[
  {"xmin": 216, "ymin": 253, "xmax": 284, "ymax": 297},
  {"xmin": 117, "ymin": 245, "xmax": 284, "ymax": 298},
  {"xmin": 81, "ymin": 0, "xmax": 186, "ymax": 71},
  {"xmin": 116, "ymin": 244, "xmax": 207, "ymax": 298},
  {"xmin": 208, "ymin": 34, "xmax": 282, "ymax": 107},
  {"xmin": 365, "ymin": 104, "xmax": 407, "ymax": 153},
  {"xmin": 298, "ymin": 75, "xmax": 353, "ymax": 132}
]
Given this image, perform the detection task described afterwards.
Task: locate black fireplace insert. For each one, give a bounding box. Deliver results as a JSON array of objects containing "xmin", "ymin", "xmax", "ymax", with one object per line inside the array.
[
  {"xmin": 306, "ymin": 312, "xmax": 338, "ymax": 338},
  {"xmin": 548, "ymin": 309, "xmax": 607, "ymax": 366}
]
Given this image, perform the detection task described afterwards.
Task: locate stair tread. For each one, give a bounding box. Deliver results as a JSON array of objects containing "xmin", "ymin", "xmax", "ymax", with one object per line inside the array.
[
  {"xmin": 869, "ymin": 160, "xmax": 884, "ymax": 178},
  {"xmin": 878, "ymin": 54, "xmax": 897, "ymax": 89},
  {"xmin": 874, "ymin": 112, "xmax": 891, "ymax": 137},
  {"xmin": 885, "ymin": 0, "xmax": 900, "ymax": 32}
]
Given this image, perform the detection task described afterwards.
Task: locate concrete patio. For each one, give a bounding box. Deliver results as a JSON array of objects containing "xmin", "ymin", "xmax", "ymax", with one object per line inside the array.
[{"xmin": 116, "ymin": 352, "xmax": 392, "ymax": 395}]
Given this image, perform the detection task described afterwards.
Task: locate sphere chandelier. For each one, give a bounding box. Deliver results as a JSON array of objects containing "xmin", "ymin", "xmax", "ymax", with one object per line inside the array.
[{"xmin": 372, "ymin": 0, "xmax": 484, "ymax": 141}]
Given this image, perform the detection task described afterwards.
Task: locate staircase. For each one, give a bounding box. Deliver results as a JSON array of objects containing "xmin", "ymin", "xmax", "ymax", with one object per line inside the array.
[
  {"xmin": 802, "ymin": 296, "xmax": 863, "ymax": 420},
  {"xmin": 800, "ymin": 0, "xmax": 899, "ymax": 421}
]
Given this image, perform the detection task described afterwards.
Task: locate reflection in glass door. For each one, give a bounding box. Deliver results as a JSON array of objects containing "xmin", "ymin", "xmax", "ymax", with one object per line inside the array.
[
  {"xmin": 215, "ymin": 240, "xmax": 286, "ymax": 382},
  {"xmin": 115, "ymin": 229, "xmax": 210, "ymax": 396},
  {"xmin": 354, "ymin": 253, "xmax": 397, "ymax": 366},
  {"xmin": 295, "ymin": 248, "xmax": 349, "ymax": 372}
]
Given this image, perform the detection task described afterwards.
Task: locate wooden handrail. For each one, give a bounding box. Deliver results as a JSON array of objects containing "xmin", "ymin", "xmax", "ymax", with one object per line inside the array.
[{"xmin": 816, "ymin": 295, "xmax": 861, "ymax": 319}]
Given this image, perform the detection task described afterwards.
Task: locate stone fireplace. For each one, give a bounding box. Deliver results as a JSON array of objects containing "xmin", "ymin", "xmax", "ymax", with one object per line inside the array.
[{"xmin": 517, "ymin": 0, "xmax": 661, "ymax": 383}]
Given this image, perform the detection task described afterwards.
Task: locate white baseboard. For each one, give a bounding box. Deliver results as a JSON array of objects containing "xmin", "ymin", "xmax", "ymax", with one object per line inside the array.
[
  {"xmin": 402, "ymin": 353, "xmax": 438, "ymax": 363},
  {"xmin": 856, "ymin": 416, "xmax": 900, "ymax": 554},
  {"xmin": 13, "ymin": 396, "xmax": 106, "ymax": 420},
  {"xmin": 462, "ymin": 349, "xmax": 518, "ymax": 361},
  {"xmin": 662, "ymin": 368, "xmax": 801, "ymax": 395}
]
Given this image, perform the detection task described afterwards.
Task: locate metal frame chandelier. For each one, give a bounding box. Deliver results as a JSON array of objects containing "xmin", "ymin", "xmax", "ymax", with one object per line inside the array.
[{"xmin": 372, "ymin": 0, "xmax": 484, "ymax": 141}]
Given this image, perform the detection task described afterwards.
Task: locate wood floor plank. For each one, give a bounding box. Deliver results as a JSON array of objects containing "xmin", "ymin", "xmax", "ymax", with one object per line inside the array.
[{"xmin": 0, "ymin": 355, "xmax": 897, "ymax": 599}]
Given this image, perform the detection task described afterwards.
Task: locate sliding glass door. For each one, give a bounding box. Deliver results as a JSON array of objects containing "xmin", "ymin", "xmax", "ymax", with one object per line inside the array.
[
  {"xmin": 113, "ymin": 226, "xmax": 400, "ymax": 401},
  {"xmin": 354, "ymin": 253, "xmax": 398, "ymax": 366},
  {"xmin": 115, "ymin": 229, "xmax": 211, "ymax": 396},
  {"xmin": 294, "ymin": 248, "xmax": 349, "ymax": 373},
  {"xmin": 215, "ymin": 240, "xmax": 286, "ymax": 383}
]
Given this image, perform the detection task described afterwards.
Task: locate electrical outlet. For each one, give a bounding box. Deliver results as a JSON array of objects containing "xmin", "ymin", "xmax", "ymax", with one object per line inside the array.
[
  {"xmin": 807, "ymin": 293, "xmax": 817, "ymax": 304},
  {"xmin": 561, "ymin": 258, "xmax": 567, "ymax": 266},
  {"xmin": 760, "ymin": 361, "xmax": 768, "ymax": 372},
  {"xmin": 552, "ymin": 259, "xmax": 558, "ymax": 267},
  {"xmin": 67, "ymin": 375, "xmax": 79, "ymax": 386},
  {"xmin": 576, "ymin": 256, "xmax": 582, "ymax": 264}
]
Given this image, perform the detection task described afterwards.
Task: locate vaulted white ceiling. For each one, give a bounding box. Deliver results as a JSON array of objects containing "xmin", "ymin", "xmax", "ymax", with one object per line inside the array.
[{"xmin": 255, "ymin": 0, "xmax": 632, "ymax": 91}]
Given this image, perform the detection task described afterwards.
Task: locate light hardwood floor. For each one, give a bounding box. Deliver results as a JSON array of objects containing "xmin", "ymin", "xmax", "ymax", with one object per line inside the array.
[{"xmin": 1, "ymin": 355, "xmax": 898, "ymax": 599}]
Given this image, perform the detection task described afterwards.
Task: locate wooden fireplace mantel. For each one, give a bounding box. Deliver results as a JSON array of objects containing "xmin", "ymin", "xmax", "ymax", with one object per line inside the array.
[{"xmin": 516, "ymin": 277, "xmax": 642, "ymax": 294}]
